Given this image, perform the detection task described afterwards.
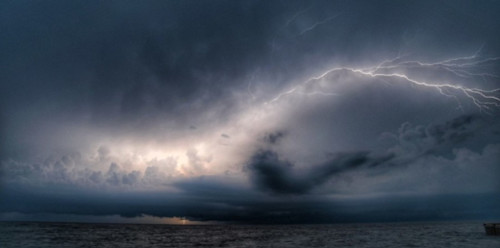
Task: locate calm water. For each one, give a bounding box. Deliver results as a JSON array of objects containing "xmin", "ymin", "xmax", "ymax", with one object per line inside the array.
[{"xmin": 0, "ymin": 221, "xmax": 498, "ymax": 247}]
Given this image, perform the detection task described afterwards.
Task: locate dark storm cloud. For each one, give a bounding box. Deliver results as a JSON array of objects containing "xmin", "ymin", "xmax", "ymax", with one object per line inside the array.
[
  {"xmin": 2, "ymin": 179, "xmax": 499, "ymax": 224},
  {"xmin": 1, "ymin": 0, "xmax": 499, "ymax": 154},
  {"xmin": 1, "ymin": 0, "xmax": 500, "ymax": 224},
  {"xmin": 404, "ymin": 115, "xmax": 477, "ymax": 145},
  {"xmin": 391, "ymin": 114, "xmax": 481, "ymax": 155},
  {"xmin": 263, "ymin": 131, "xmax": 287, "ymax": 145},
  {"xmin": 247, "ymin": 115, "xmax": 486, "ymax": 195},
  {"xmin": 0, "ymin": 0, "xmax": 285, "ymax": 141},
  {"xmin": 3, "ymin": 0, "xmax": 498, "ymax": 131},
  {"xmin": 246, "ymin": 149, "xmax": 393, "ymax": 194}
]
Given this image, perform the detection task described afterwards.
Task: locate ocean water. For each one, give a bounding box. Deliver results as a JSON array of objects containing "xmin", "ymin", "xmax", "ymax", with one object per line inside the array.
[{"xmin": 0, "ymin": 221, "xmax": 498, "ymax": 247}]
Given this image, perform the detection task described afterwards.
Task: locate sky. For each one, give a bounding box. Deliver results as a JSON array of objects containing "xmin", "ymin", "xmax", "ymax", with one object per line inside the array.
[{"xmin": 1, "ymin": 0, "xmax": 499, "ymax": 224}]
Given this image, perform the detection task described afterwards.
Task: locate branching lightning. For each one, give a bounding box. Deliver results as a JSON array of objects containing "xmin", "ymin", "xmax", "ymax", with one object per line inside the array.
[
  {"xmin": 297, "ymin": 13, "xmax": 341, "ymax": 36},
  {"xmin": 267, "ymin": 53, "xmax": 500, "ymax": 113},
  {"xmin": 271, "ymin": 9, "xmax": 341, "ymax": 53}
]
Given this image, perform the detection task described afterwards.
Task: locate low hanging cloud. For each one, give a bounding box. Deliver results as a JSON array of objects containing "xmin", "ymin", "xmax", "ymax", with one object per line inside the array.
[
  {"xmin": 246, "ymin": 114, "xmax": 489, "ymax": 195},
  {"xmin": 0, "ymin": 147, "xmax": 179, "ymax": 189},
  {"xmin": 247, "ymin": 149, "xmax": 393, "ymax": 194},
  {"xmin": 1, "ymin": 114, "xmax": 486, "ymax": 194},
  {"xmin": 388, "ymin": 114, "xmax": 481, "ymax": 157}
]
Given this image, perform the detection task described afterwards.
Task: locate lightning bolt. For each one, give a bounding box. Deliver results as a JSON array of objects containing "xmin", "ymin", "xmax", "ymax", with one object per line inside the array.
[
  {"xmin": 297, "ymin": 13, "xmax": 341, "ymax": 36},
  {"xmin": 267, "ymin": 53, "xmax": 500, "ymax": 113},
  {"xmin": 246, "ymin": 70, "xmax": 259, "ymax": 101},
  {"xmin": 285, "ymin": 6, "xmax": 312, "ymax": 27}
]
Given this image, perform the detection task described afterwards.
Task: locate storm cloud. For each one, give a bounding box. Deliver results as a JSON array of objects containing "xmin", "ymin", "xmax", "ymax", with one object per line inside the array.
[
  {"xmin": 1, "ymin": 0, "xmax": 499, "ymax": 223},
  {"xmin": 246, "ymin": 114, "xmax": 489, "ymax": 195},
  {"xmin": 247, "ymin": 150, "xmax": 387, "ymax": 194}
]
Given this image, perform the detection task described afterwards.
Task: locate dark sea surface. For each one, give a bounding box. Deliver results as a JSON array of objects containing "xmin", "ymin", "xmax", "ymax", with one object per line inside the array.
[{"xmin": 0, "ymin": 221, "xmax": 498, "ymax": 247}]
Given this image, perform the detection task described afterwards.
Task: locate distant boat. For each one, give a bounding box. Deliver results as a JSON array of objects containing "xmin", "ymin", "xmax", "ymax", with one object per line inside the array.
[{"xmin": 484, "ymin": 223, "xmax": 500, "ymax": 235}]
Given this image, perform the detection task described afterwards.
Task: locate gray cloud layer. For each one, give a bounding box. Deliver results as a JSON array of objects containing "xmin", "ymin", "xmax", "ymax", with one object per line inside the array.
[
  {"xmin": 246, "ymin": 115, "xmax": 495, "ymax": 195},
  {"xmin": 1, "ymin": 0, "xmax": 500, "ymax": 223}
]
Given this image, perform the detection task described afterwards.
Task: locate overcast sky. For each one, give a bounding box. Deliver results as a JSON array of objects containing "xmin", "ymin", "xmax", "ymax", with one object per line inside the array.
[{"xmin": 1, "ymin": 0, "xmax": 499, "ymax": 224}]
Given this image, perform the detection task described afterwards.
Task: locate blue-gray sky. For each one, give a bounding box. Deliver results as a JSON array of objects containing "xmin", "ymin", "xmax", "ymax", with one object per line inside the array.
[{"xmin": 1, "ymin": 0, "xmax": 500, "ymax": 224}]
